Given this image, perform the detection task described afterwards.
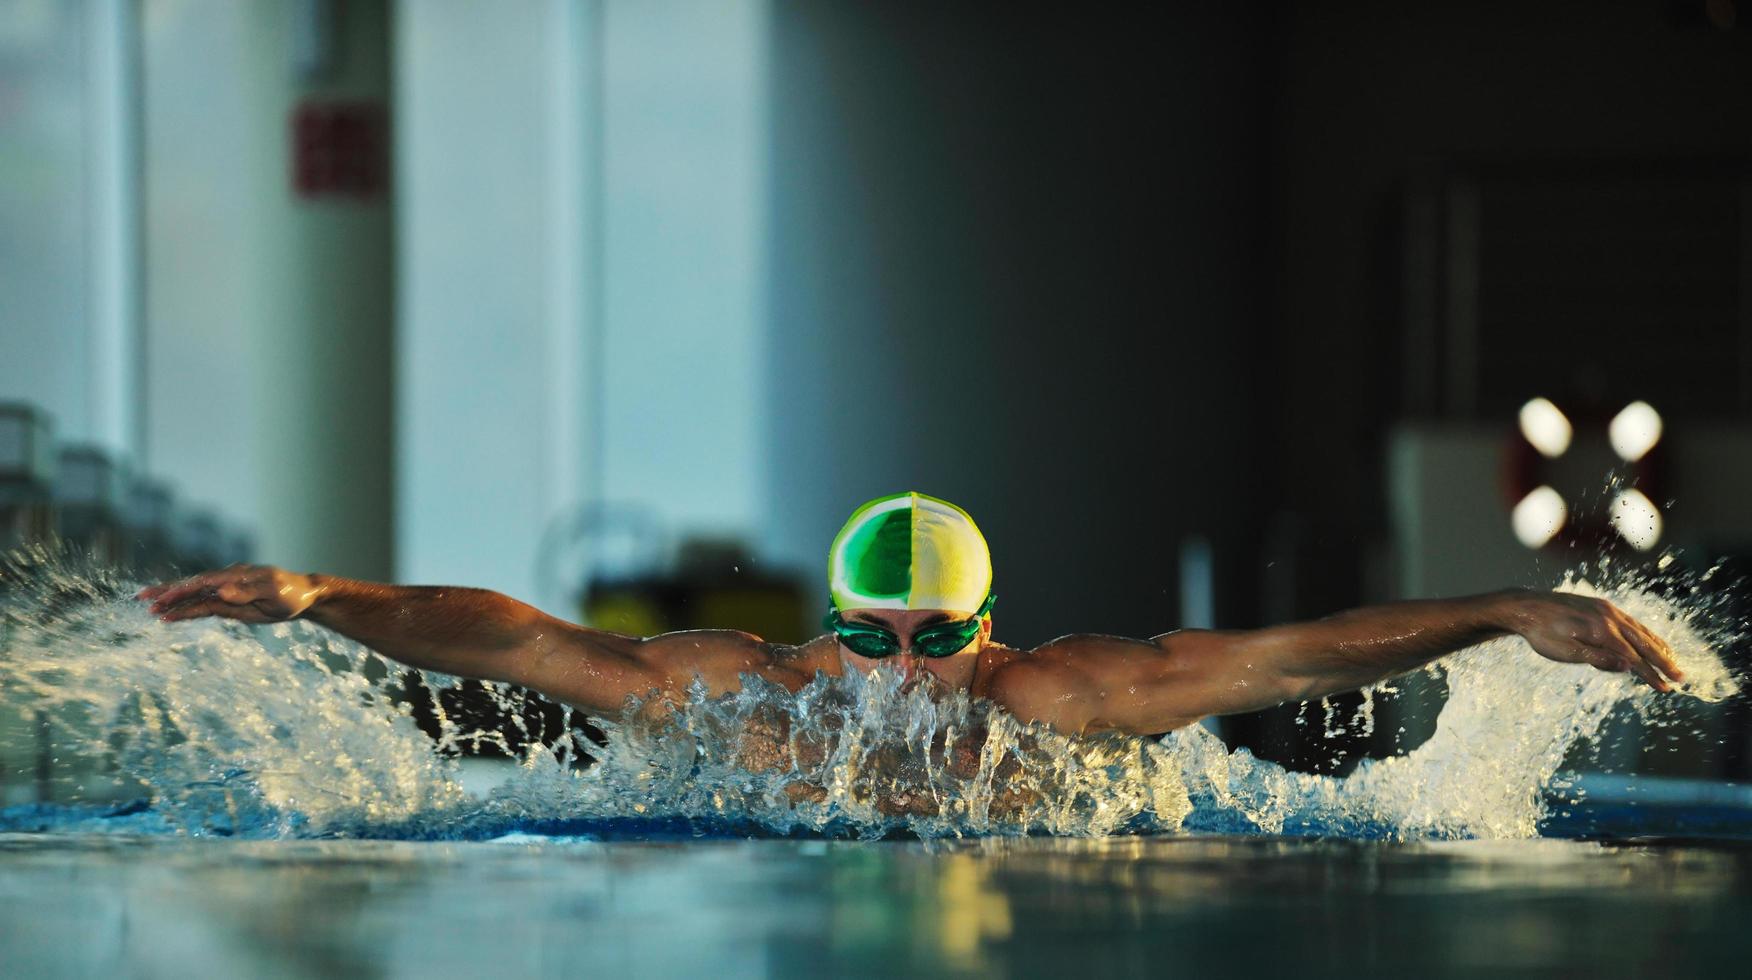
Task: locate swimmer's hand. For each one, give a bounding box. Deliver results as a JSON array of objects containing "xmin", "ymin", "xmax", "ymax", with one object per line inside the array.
[
  {"xmin": 1505, "ymin": 591, "xmax": 1683, "ymax": 692},
  {"xmin": 138, "ymin": 564, "xmax": 323, "ymax": 624}
]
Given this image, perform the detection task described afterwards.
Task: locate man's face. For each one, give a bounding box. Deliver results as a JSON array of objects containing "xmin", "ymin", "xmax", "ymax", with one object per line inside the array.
[{"xmin": 835, "ymin": 607, "xmax": 992, "ymax": 690}]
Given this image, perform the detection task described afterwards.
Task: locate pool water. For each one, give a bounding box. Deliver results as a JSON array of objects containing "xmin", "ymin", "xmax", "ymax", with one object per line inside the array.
[{"xmin": 4, "ymin": 831, "xmax": 1751, "ymax": 978}]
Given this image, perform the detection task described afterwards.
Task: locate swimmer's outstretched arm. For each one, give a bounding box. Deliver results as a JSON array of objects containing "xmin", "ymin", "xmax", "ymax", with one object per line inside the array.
[
  {"xmin": 138, "ymin": 565, "xmax": 795, "ymax": 715},
  {"xmin": 986, "ymin": 589, "xmax": 1685, "ymax": 736}
]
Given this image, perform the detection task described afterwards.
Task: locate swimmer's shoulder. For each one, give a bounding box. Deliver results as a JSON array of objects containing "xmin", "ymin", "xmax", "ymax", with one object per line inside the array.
[
  {"xmin": 974, "ymin": 634, "xmax": 1151, "ymax": 699},
  {"xmin": 639, "ymin": 630, "xmax": 829, "ymax": 693},
  {"xmin": 973, "ymin": 641, "xmax": 1066, "ymax": 699},
  {"xmin": 763, "ymin": 634, "xmax": 840, "ymax": 688}
]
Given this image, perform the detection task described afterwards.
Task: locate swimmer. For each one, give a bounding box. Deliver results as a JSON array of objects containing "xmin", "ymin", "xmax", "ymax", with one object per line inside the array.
[{"xmin": 137, "ymin": 491, "xmax": 1684, "ymax": 737}]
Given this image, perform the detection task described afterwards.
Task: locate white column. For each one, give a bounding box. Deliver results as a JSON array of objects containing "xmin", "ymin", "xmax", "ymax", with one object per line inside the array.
[
  {"xmin": 84, "ymin": 0, "xmax": 142, "ymax": 458},
  {"xmin": 0, "ymin": 1, "xmax": 95, "ymax": 441},
  {"xmin": 595, "ymin": 0, "xmax": 769, "ymax": 540},
  {"xmin": 395, "ymin": 0, "xmax": 772, "ymax": 608},
  {"xmin": 394, "ymin": 0, "xmax": 596, "ymax": 609},
  {"xmin": 141, "ymin": 0, "xmax": 395, "ymax": 577}
]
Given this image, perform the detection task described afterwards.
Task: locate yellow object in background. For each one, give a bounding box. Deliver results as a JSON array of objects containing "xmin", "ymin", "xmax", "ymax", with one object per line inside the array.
[
  {"xmin": 582, "ymin": 540, "xmax": 810, "ymax": 644},
  {"xmin": 583, "ymin": 593, "xmax": 668, "ymax": 638}
]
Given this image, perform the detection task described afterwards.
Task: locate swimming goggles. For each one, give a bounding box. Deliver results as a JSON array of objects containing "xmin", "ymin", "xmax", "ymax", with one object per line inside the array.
[{"xmin": 822, "ymin": 594, "xmax": 996, "ymax": 659}]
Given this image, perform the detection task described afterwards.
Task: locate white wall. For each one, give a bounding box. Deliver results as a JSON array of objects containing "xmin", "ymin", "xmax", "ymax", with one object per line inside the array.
[
  {"xmin": 142, "ymin": 0, "xmax": 394, "ymax": 577},
  {"xmin": 597, "ymin": 0, "xmax": 768, "ymax": 538},
  {"xmin": 394, "ymin": 0, "xmax": 593, "ymax": 607},
  {"xmin": 0, "ymin": 1, "xmax": 394, "ymax": 581},
  {"xmin": 395, "ymin": 0, "xmax": 768, "ymax": 610},
  {"xmin": 0, "ymin": 0, "xmax": 137, "ymax": 454},
  {"xmin": 138, "ymin": 1, "xmax": 263, "ymax": 531}
]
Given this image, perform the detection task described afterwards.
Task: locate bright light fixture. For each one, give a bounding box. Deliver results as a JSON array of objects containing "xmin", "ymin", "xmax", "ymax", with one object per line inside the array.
[
  {"xmin": 1518, "ymin": 397, "xmax": 1572, "ymax": 459},
  {"xmin": 1511, "ymin": 485, "xmax": 1568, "ymax": 549},
  {"xmin": 1608, "ymin": 401, "xmax": 1662, "ymax": 462},
  {"xmin": 1609, "ymin": 488, "xmax": 1662, "ymax": 551}
]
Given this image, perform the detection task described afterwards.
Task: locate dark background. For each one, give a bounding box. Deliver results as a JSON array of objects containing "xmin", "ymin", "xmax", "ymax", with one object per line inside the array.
[
  {"xmin": 759, "ymin": 0, "xmax": 1752, "ymax": 770},
  {"xmin": 767, "ymin": 0, "xmax": 1750, "ymax": 636}
]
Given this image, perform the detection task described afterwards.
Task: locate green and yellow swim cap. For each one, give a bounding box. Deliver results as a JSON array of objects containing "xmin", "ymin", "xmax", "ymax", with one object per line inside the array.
[{"xmin": 827, "ymin": 492, "xmax": 992, "ymax": 613}]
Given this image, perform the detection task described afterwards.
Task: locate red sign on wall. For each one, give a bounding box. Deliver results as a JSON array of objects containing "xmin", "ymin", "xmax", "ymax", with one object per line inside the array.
[{"xmin": 292, "ymin": 101, "xmax": 388, "ymax": 199}]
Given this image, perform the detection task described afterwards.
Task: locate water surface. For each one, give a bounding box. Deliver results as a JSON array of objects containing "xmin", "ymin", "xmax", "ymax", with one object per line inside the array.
[{"xmin": 3, "ymin": 832, "xmax": 1749, "ymax": 977}]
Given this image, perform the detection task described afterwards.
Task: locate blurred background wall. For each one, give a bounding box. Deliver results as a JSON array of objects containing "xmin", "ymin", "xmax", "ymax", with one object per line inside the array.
[
  {"xmin": 1, "ymin": 0, "xmax": 393, "ymax": 578},
  {"xmin": 396, "ymin": 0, "xmax": 769, "ymax": 611},
  {"xmin": 1274, "ymin": 0, "xmax": 1752, "ymax": 615},
  {"xmin": 4, "ymin": 0, "xmax": 1752, "ymax": 776},
  {"xmin": 762, "ymin": 2, "xmax": 1275, "ymax": 645},
  {"xmin": 143, "ymin": 0, "xmax": 394, "ymax": 580}
]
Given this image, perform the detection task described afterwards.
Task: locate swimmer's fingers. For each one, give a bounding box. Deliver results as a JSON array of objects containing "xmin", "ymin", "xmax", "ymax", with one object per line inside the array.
[
  {"xmin": 141, "ymin": 574, "xmax": 228, "ymax": 612},
  {"xmin": 1586, "ymin": 627, "xmax": 1670, "ymax": 693},
  {"xmin": 1556, "ymin": 631, "xmax": 1655, "ymax": 688},
  {"xmin": 155, "ymin": 596, "xmax": 218, "ymax": 622},
  {"xmin": 138, "ymin": 574, "xmax": 210, "ymax": 605},
  {"xmin": 1591, "ymin": 601, "xmax": 1682, "ymax": 690},
  {"xmin": 142, "ymin": 565, "xmax": 267, "ymax": 614},
  {"xmin": 1522, "ymin": 594, "xmax": 1679, "ymax": 693},
  {"xmin": 153, "ymin": 583, "xmax": 236, "ymax": 618},
  {"xmin": 138, "ymin": 571, "xmax": 244, "ymax": 602},
  {"xmin": 1616, "ymin": 613, "xmax": 1684, "ymax": 683},
  {"xmin": 1569, "ymin": 596, "xmax": 1680, "ymax": 692},
  {"xmin": 156, "ymin": 595, "xmax": 276, "ymax": 625},
  {"xmin": 1620, "ymin": 650, "xmax": 1670, "ymax": 692},
  {"xmin": 140, "ymin": 567, "xmax": 217, "ymax": 605},
  {"xmin": 148, "ymin": 565, "xmax": 317, "ymax": 624}
]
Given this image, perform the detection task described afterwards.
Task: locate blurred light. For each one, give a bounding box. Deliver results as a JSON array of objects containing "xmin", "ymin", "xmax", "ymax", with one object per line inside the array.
[
  {"xmin": 1518, "ymin": 397, "xmax": 1572, "ymax": 458},
  {"xmin": 1608, "ymin": 401, "xmax": 1662, "ymax": 462},
  {"xmin": 1609, "ymin": 488, "xmax": 1663, "ymax": 551},
  {"xmin": 1511, "ymin": 486, "xmax": 1568, "ymax": 548}
]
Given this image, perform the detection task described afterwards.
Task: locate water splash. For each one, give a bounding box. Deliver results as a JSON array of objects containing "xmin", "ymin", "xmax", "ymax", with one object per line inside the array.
[
  {"xmin": 0, "ymin": 548, "xmax": 468, "ymax": 836},
  {"xmin": 565, "ymin": 668, "xmax": 1191, "ymax": 838},
  {"xmin": 0, "ymin": 547, "xmax": 1740, "ymax": 840},
  {"xmin": 1176, "ymin": 576, "xmax": 1738, "ymax": 839}
]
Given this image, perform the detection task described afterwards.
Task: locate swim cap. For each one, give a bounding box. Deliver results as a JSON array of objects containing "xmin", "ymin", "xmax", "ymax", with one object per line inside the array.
[{"xmin": 827, "ymin": 492, "xmax": 992, "ymax": 613}]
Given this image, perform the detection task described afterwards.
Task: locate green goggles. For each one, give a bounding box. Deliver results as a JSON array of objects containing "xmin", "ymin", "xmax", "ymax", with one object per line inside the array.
[{"xmin": 823, "ymin": 594, "xmax": 996, "ymax": 659}]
